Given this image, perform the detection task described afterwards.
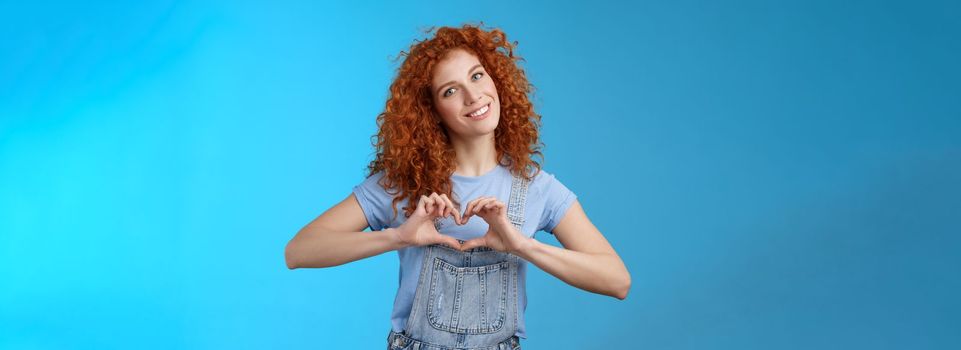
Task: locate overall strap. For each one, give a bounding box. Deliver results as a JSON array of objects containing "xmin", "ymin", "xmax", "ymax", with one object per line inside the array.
[{"xmin": 506, "ymin": 172, "xmax": 531, "ymax": 229}]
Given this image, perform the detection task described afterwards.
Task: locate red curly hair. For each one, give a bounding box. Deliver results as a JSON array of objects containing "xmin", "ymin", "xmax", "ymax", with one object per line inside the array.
[{"xmin": 366, "ymin": 23, "xmax": 544, "ymax": 221}]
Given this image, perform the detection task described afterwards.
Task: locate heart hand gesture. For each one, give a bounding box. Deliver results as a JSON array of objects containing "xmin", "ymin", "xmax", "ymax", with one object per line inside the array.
[
  {"xmin": 459, "ymin": 196, "xmax": 532, "ymax": 254},
  {"xmin": 393, "ymin": 193, "xmax": 463, "ymax": 250}
]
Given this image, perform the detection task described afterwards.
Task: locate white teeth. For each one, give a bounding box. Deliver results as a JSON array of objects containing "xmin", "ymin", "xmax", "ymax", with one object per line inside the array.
[{"xmin": 467, "ymin": 104, "xmax": 489, "ymax": 117}]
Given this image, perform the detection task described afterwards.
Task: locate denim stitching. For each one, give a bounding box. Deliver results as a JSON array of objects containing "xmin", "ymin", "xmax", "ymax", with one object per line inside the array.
[
  {"xmin": 405, "ymin": 172, "xmax": 529, "ymax": 346},
  {"xmin": 427, "ymin": 258, "xmax": 509, "ymax": 334},
  {"xmin": 390, "ymin": 330, "xmax": 516, "ymax": 350},
  {"xmin": 507, "ymin": 175, "xmax": 530, "ymax": 229}
]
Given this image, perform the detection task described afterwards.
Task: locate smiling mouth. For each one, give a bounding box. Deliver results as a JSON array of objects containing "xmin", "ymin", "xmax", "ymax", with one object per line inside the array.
[{"xmin": 464, "ymin": 103, "xmax": 491, "ymax": 118}]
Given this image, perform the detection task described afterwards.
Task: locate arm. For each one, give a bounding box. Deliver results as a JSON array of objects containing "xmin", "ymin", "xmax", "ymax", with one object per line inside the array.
[
  {"xmin": 514, "ymin": 200, "xmax": 631, "ymax": 300},
  {"xmin": 284, "ymin": 193, "xmax": 405, "ymax": 269},
  {"xmin": 285, "ymin": 192, "xmax": 464, "ymax": 269}
]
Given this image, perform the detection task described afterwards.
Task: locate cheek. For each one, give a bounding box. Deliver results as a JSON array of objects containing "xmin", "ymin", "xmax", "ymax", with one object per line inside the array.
[
  {"xmin": 486, "ymin": 80, "xmax": 499, "ymax": 99},
  {"xmin": 436, "ymin": 100, "xmax": 461, "ymax": 121}
]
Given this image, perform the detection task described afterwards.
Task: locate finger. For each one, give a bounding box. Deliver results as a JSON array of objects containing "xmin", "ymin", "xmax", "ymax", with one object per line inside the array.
[
  {"xmin": 479, "ymin": 199, "xmax": 506, "ymax": 219},
  {"xmin": 423, "ymin": 196, "xmax": 434, "ymax": 213},
  {"xmin": 474, "ymin": 198, "xmax": 497, "ymax": 215},
  {"xmin": 436, "ymin": 234, "xmax": 462, "ymax": 250},
  {"xmin": 414, "ymin": 195, "xmax": 431, "ymax": 221},
  {"xmin": 417, "ymin": 195, "xmax": 428, "ymax": 213},
  {"xmin": 429, "ymin": 192, "xmax": 446, "ymax": 218},
  {"xmin": 435, "ymin": 193, "xmax": 451, "ymax": 218},
  {"xmin": 440, "ymin": 194, "xmax": 462, "ymax": 224},
  {"xmin": 461, "ymin": 237, "xmax": 486, "ymax": 251},
  {"xmin": 460, "ymin": 198, "xmax": 476, "ymax": 224},
  {"xmin": 427, "ymin": 193, "xmax": 438, "ymax": 217},
  {"xmin": 483, "ymin": 200, "xmax": 505, "ymax": 213},
  {"xmin": 463, "ymin": 196, "xmax": 489, "ymax": 223}
]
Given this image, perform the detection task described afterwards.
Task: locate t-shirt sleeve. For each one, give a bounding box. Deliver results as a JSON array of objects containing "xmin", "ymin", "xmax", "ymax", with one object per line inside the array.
[
  {"xmin": 537, "ymin": 172, "xmax": 578, "ymax": 234},
  {"xmin": 351, "ymin": 172, "xmax": 395, "ymax": 231}
]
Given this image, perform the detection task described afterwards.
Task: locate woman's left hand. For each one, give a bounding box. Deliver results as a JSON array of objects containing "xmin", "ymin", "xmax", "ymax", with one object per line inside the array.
[{"xmin": 459, "ymin": 196, "xmax": 532, "ymax": 254}]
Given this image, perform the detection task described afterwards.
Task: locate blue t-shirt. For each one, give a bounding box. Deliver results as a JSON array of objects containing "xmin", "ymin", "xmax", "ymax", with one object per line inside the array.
[{"xmin": 351, "ymin": 164, "xmax": 577, "ymax": 339}]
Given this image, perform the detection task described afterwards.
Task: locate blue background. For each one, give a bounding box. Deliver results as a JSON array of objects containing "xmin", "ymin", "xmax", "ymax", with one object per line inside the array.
[{"xmin": 2, "ymin": 0, "xmax": 959, "ymax": 348}]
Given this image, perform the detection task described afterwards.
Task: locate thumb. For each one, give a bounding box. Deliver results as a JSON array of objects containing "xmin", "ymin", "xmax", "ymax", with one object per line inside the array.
[
  {"xmin": 433, "ymin": 234, "xmax": 462, "ymax": 250},
  {"xmin": 461, "ymin": 237, "xmax": 486, "ymax": 251}
]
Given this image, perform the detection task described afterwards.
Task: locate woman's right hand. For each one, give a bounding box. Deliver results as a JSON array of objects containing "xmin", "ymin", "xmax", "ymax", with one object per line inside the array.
[{"xmin": 391, "ymin": 192, "xmax": 463, "ymax": 250}]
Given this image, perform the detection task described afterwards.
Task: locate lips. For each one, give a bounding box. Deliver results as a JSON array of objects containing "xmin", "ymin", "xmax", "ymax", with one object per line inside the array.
[{"xmin": 464, "ymin": 103, "xmax": 491, "ymax": 118}]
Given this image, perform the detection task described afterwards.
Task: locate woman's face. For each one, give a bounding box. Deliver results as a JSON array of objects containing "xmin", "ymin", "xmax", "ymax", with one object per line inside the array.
[{"xmin": 430, "ymin": 48, "xmax": 500, "ymax": 138}]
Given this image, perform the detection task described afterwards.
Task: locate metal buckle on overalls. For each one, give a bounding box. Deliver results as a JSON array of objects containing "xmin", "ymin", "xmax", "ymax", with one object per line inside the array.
[
  {"xmin": 498, "ymin": 336, "xmax": 517, "ymax": 350},
  {"xmin": 391, "ymin": 334, "xmax": 406, "ymax": 347}
]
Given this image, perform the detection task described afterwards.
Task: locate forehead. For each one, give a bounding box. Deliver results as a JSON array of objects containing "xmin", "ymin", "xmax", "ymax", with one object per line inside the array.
[{"xmin": 431, "ymin": 49, "xmax": 482, "ymax": 86}]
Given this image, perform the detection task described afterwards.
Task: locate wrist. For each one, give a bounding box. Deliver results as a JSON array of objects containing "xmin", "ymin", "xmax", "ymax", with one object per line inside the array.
[
  {"xmin": 383, "ymin": 227, "xmax": 409, "ymax": 250},
  {"xmin": 510, "ymin": 235, "xmax": 537, "ymax": 257}
]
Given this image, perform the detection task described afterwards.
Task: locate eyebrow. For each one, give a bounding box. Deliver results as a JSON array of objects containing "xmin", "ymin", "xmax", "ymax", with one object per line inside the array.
[{"xmin": 435, "ymin": 64, "xmax": 484, "ymax": 95}]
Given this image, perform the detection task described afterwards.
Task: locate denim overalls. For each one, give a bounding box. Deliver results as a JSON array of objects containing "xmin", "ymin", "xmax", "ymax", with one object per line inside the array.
[{"xmin": 387, "ymin": 173, "xmax": 529, "ymax": 350}]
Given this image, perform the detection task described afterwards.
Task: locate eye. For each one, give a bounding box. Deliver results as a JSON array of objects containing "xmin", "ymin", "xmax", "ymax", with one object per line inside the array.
[{"xmin": 441, "ymin": 72, "xmax": 483, "ymax": 98}]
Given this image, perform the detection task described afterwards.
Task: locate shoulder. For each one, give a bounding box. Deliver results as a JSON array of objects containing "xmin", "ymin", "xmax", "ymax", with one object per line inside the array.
[
  {"xmin": 528, "ymin": 167, "xmax": 568, "ymax": 192},
  {"xmin": 525, "ymin": 167, "xmax": 578, "ymax": 232},
  {"xmin": 524, "ymin": 167, "xmax": 577, "ymax": 203},
  {"xmin": 352, "ymin": 170, "xmax": 396, "ymax": 201},
  {"xmin": 359, "ymin": 170, "xmax": 386, "ymax": 187},
  {"xmin": 351, "ymin": 170, "xmax": 398, "ymax": 230}
]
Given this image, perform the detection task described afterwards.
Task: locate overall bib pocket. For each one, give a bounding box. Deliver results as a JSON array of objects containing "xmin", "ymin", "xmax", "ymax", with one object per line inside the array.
[
  {"xmin": 426, "ymin": 257, "xmax": 510, "ymax": 334},
  {"xmin": 396, "ymin": 171, "xmax": 530, "ymax": 348}
]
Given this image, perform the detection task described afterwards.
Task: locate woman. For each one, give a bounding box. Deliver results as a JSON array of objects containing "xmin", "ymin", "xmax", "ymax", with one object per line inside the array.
[{"xmin": 285, "ymin": 23, "xmax": 630, "ymax": 350}]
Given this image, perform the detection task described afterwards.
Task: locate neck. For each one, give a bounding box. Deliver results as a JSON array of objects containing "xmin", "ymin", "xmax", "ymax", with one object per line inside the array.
[{"xmin": 450, "ymin": 133, "xmax": 498, "ymax": 177}]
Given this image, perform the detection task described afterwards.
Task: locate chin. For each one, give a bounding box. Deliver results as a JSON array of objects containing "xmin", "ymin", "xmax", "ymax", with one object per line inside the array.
[
  {"xmin": 476, "ymin": 111, "xmax": 499, "ymax": 132},
  {"xmin": 457, "ymin": 116, "xmax": 498, "ymax": 137}
]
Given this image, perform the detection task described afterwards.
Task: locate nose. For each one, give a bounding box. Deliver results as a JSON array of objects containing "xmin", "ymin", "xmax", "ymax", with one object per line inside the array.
[{"xmin": 463, "ymin": 86, "xmax": 482, "ymax": 105}]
